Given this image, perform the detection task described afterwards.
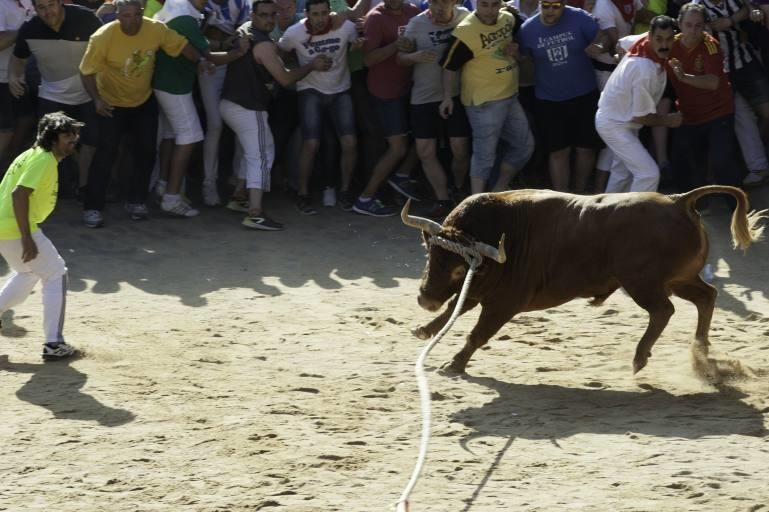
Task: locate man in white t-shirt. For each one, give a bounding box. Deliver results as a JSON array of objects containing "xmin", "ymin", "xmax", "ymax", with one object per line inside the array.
[
  {"xmin": 279, "ymin": 0, "xmax": 365, "ymax": 215},
  {"xmin": 594, "ymin": 15, "xmax": 681, "ymax": 193},
  {"xmin": 590, "ymin": 0, "xmax": 647, "ymax": 192}
]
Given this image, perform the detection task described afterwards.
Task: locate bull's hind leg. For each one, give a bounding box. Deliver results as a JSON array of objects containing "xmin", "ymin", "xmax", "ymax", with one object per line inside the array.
[
  {"xmin": 623, "ymin": 284, "xmax": 675, "ymax": 374},
  {"xmin": 444, "ymin": 303, "xmax": 516, "ymax": 374},
  {"xmin": 671, "ymin": 277, "xmax": 717, "ymax": 352},
  {"xmin": 413, "ymin": 297, "xmax": 479, "ymax": 340}
]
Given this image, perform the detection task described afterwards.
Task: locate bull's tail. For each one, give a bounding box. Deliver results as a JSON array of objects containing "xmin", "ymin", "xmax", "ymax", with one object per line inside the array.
[{"xmin": 673, "ymin": 185, "xmax": 767, "ymax": 252}]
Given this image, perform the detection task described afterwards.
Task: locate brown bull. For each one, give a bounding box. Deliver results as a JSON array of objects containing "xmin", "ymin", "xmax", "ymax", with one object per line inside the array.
[{"xmin": 403, "ymin": 186, "xmax": 766, "ymax": 374}]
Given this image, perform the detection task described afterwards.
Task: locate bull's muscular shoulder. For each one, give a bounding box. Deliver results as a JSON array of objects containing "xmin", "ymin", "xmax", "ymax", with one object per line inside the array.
[{"xmin": 450, "ymin": 189, "xmax": 675, "ymax": 232}]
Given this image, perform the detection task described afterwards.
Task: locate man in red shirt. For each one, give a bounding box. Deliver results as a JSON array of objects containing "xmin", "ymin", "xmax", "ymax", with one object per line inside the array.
[
  {"xmin": 667, "ymin": 2, "xmax": 741, "ymax": 194},
  {"xmin": 354, "ymin": 0, "xmax": 419, "ymax": 217}
]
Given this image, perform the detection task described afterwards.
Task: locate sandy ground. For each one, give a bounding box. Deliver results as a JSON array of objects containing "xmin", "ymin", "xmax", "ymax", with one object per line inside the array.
[{"xmin": 1, "ymin": 187, "xmax": 769, "ymax": 512}]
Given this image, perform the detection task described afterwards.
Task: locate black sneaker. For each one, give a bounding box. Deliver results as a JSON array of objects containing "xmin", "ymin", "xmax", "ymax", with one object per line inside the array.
[
  {"xmin": 42, "ymin": 342, "xmax": 78, "ymax": 361},
  {"xmin": 424, "ymin": 200, "xmax": 454, "ymax": 221},
  {"xmin": 338, "ymin": 190, "xmax": 355, "ymax": 212},
  {"xmin": 296, "ymin": 196, "xmax": 318, "ymax": 216},
  {"xmin": 450, "ymin": 186, "xmax": 468, "ymax": 205},
  {"xmin": 242, "ymin": 214, "xmax": 283, "ymax": 231},
  {"xmin": 387, "ymin": 175, "xmax": 422, "ymax": 201},
  {"xmin": 226, "ymin": 199, "xmax": 249, "ymax": 213}
]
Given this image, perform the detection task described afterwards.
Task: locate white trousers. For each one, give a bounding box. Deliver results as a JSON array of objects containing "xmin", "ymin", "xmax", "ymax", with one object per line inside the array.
[
  {"xmin": 0, "ymin": 230, "xmax": 67, "ymax": 344},
  {"xmin": 596, "ymin": 111, "xmax": 660, "ymax": 193},
  {"xmin": 199, "ymin": 65, "xmax": 228, "ymax": 185},
  {"xmin": 594, "ymin": 69, "xmax": 615, "ymax": 172},
  {"xmin": 734, "ymin": 92, "xmax": 769, "ymax": 172},
  {"xmin": 220, "ymin": 99, "xmax": 274, "ymax": 191}
]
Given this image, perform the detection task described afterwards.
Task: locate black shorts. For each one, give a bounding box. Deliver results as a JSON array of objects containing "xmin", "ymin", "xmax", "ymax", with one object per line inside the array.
[
  {"xmin": 0, "ymin": 82, "xmax": 35, "ymax": 131},
  {"xmin": 410, "ymin": 98, "xmax": 471, "ymax": 140},
  {"xmin": 370, "ymin": 95, "xmax": 409, "ymax": 137},
  {"xmin": 536, "ymin": 89, "xmax": 602, "ymax": 153}
]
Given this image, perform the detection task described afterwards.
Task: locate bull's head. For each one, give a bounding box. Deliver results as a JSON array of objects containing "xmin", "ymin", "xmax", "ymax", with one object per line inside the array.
[{"xmin": 401, "ymin": 200, "xmax": 506, "ymax": 312}]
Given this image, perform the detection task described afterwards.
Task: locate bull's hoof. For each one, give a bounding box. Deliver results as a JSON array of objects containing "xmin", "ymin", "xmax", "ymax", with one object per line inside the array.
[
  {"xmin": 632, "ymin": 358, "xmax": 648, "ymax": 374},
  {"xmin": 411, "ymin": 326, "xmax": 431, "ymax": 340},
  {"xmin": 439, "ymin": 360, "xmax": 466, "ymax": 375}
]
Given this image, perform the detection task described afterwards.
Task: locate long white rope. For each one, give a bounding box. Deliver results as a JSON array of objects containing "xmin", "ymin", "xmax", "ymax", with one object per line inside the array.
[{"xmin": 396, "ymin": 246, "xmax": 482, "ymax": 512}]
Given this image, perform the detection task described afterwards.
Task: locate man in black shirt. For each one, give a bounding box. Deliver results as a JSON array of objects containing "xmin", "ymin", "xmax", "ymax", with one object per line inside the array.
[{"xmin": 9, "ymin": 0, "xmax": 102, "ymax": 198}]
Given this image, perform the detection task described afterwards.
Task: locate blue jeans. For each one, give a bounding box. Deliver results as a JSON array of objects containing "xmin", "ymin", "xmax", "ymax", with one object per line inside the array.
[
  {"xmin": 465, "ymin": 95, "xmax": 534, "ymax": 180},
  {"xmin": 298, "ymin": 88, "xmax": 356, "ymax": 140}
]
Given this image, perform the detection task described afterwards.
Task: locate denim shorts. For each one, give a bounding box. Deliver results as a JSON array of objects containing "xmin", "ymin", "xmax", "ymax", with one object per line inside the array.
[
  {"xmin": 298, "ymin": 88, "xmax": 356, "ymax": 140},
  {"xmin": 465, "ymin": 95, "xmax": 534, "ymax": 179},
  {"xmin": 370, "ymin": 95, "xmax": 409, "ymax": 137}
]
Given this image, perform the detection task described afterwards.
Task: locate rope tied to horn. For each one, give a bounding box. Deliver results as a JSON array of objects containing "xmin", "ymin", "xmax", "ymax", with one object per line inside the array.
[
  {"xmin": 396, "ymin": 199, "xmax": 505, "ymax": 511},
  {"xmin": 395, "ymin": 248, "xmax": 481, "ymax": 512}
]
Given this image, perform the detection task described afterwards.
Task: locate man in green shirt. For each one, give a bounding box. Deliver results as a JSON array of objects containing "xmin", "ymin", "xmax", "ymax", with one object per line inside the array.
[
  {"xmin": 0, "ymin": 112, "xmax": 81, "ymax": 360},
  {"xmin": 152, "ymin": 0, "xmax": 248, "ymax": 217}
]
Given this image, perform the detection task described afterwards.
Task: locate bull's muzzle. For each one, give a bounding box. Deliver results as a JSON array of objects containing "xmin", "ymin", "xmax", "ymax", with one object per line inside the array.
[
  {"xmin": 401, "ymin": 199, "xmax": 507, "ymax": 264},
  {"xmin": 417, "ymin": 294, "xmax": 442, "ymax": 312}
]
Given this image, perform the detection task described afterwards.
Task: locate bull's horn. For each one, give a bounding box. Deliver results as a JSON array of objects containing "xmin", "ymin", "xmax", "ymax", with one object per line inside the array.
[
  {"xmin": 400, "ymin": 199, "xmax": 442, "ymax": 235},
  {"xmin": 474, "ymin": 234, "xmax": 507, "ymax": 263}
]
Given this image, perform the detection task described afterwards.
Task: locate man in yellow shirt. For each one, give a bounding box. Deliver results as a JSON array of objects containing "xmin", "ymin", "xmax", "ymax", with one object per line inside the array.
[
  {"xmin": 78, "ymin": 0, "xmax": 207, "ymax": 228},
  {"xmin": 439, "ymin": 0, "xmax": 533, "ymax": 194},
  {"xmin": 0, "ymin": 112, "xmax": 82, "ymax": 360}
]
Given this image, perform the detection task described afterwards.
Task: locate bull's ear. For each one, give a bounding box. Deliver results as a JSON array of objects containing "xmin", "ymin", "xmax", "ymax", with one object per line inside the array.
[{"xmin": 421, "ymin": 231, "xmax": 431, "ymax": 247}]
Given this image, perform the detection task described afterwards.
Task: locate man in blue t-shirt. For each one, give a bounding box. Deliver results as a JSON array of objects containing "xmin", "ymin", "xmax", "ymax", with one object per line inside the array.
[{"xmin": 518, "ymin": 0, "xmax": 604, "ymax": 193}]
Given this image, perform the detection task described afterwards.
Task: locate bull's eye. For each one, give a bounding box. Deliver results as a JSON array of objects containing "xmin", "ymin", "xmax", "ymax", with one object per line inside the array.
[{"xmin": 450, "ymin": 265, "xmax": 467, "ymax": 281}]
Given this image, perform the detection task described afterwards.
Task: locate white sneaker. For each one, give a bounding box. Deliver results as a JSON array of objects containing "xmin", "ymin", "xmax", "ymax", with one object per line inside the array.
[
  {"xmin": 42, "ymin": 342, "xmax": 78, "ymax": 360},
  {"xmin": 743, "ymin": 171, "xmax": 768, "ymax": 187},
  {"xmin": 202, "ymin": 183, "xmax": 221, "ymax": 207},
  {"xmin": 83, "ymin": 209, "xmax": 104, "ymax": 228},
  {"xmin": 161, "ymin": 198, "xmax": 199, "ymax": 218},
  {"xmin": 322, "ymin": 187, "xmax": 336, "ymax": 207}
]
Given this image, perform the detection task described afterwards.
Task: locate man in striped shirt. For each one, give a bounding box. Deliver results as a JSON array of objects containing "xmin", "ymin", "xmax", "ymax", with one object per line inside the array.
[{"xmin": 694, "ymin": 0, "xmax": 769, "ymax": 185}]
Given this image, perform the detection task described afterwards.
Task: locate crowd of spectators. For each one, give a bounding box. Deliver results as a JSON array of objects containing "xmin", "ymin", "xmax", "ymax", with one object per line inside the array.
[{"xmin": 1, "ymin": 0, "xmax": 768, "ymax": 231}]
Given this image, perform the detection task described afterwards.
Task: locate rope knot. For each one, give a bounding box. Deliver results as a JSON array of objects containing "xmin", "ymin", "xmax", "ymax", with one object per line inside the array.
[{"xmin": 430, "ymin": 236, "xmax": 483, "ymax": 269}]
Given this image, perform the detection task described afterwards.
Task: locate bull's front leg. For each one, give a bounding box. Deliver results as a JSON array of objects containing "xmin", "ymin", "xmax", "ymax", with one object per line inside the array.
[
  {"xmin": 443, "ymin": 302, "xmax": 517, "ymax": 374},
  {"xmin": 412, "ymin": 297, "xmax": 479, "ymax": 340}
]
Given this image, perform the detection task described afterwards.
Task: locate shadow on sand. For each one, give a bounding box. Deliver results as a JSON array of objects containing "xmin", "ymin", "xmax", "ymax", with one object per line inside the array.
[
  {"xmin": 0, "ymin": 355, "xmax": 135, "ymax": 427},
  {"xmin": 37, "ymin": 200, "xmax": 424, "ymax": 307},
  {"xmin": 450, "ymin": 374, "xmax": 766, "ymax": 445}
]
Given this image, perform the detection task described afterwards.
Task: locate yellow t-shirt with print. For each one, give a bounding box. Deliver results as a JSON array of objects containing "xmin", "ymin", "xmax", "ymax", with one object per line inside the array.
[
  {"xmin": 450, "ymin": 11, "xmax": 518, "ymax": 107},
  {"xmin": 0, "ymin": 147, "xmax": 58, "ymax": 241},
  {"xmin": 79, "ymin": 18, "xmax": 188, "ymax": 108}
]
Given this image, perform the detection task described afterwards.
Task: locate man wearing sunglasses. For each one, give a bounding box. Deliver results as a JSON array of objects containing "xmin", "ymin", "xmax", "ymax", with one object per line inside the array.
[
  {"xmin": 594, "ymin": 15, "xmax": 682, "ymax": 193},
  {"xmin": 518, "ymin": 0, "xmax": 603, "ymax": 193}
]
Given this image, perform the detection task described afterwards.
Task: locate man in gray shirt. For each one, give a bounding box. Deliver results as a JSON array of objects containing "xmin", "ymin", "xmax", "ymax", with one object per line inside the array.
[{"xmin": 398, "ymin": 0, "xmax": 470, "ymax": 219}]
